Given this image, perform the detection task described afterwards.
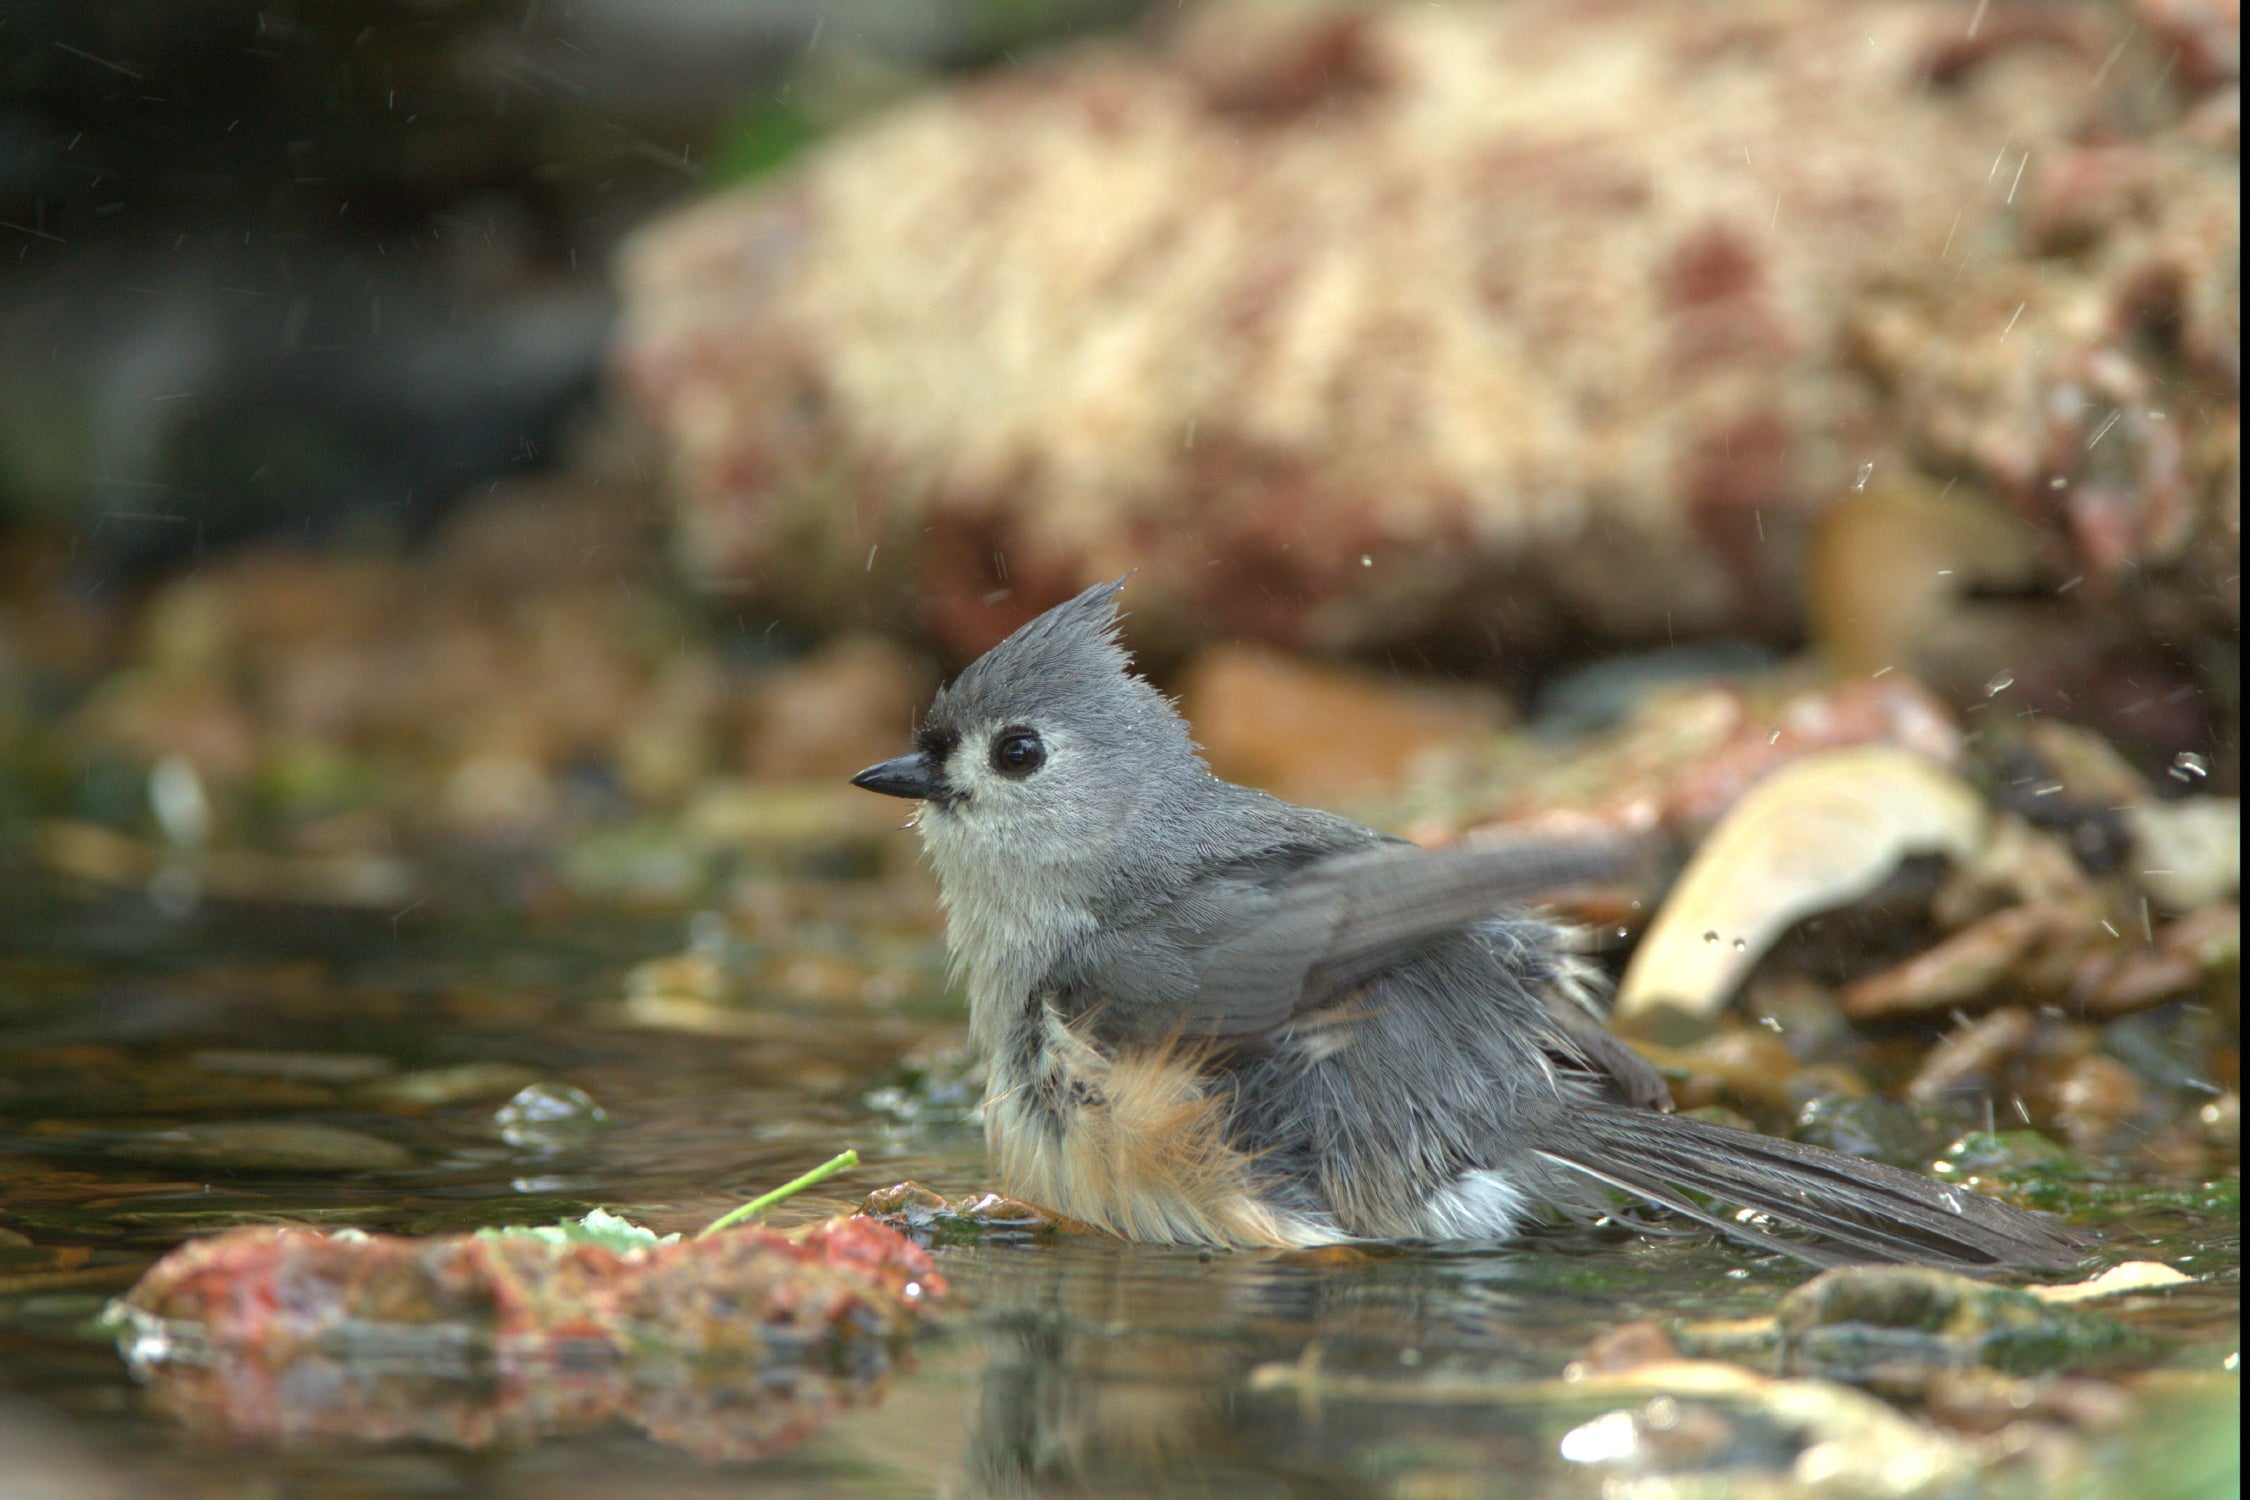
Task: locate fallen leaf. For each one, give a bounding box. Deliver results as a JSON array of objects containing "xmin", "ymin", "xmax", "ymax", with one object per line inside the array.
[{"xmin": 1618, "ymin": 747, "xmax": 1985, "ymax": 1024}]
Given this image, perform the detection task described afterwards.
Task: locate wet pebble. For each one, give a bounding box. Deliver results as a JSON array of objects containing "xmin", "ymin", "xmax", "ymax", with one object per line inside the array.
[
  {"xmin": 2051, "ymin": 1054, "xmax": 2145, "ymax": 1156},
  {"xmin": 1540, "ymin": 1357, "xmax": 1987, "ymax": 1495},
  {"xmin": 357, "ymin": 1063, "xmax": 542, "ymax": 1108},
  {"xmin": 1929, "ymin": 814, "xmax": 2095, "ymax": 929},
  {"xmin": 1905, "ymin": 1007, "xmax": 2036, "ymax": 1105},
  {"xmin": 859, "ymin": 1182, "xmax": 948, "ymax": 1218},
  {"xmin": 110, "ymin": 1122, "xmax": 415, "ymax": 1173},
  {"xmin": 2123, "ymin": 797, "xmax": 2240, "ymax": 913},
  {"xmin": 1837, "ymin": 903, "xmax": 2068, "ymax": 1020},
  {"xmin": 2074, "ymin": 903, "xmax": 2239, "ymax": 1017},
  {"xmin": 1792, "ymin": 1094, "xmax": 1943, "ymax": 1168},
  {"xmin": 107, "ymin": 1215, "xmax": 946, "ymax": 1462}
]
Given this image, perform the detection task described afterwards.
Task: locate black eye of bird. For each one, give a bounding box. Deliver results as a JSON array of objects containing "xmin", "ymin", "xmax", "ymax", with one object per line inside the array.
[{"xmin": 991, "ymin": 728, "xmax": 1046, "ymax": 776}]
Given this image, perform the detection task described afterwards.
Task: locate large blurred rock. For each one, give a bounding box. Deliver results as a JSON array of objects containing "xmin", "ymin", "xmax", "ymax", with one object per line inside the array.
[{"xmin": 616, "ymin": 0, "xmax": 2238, "ymax": 671}]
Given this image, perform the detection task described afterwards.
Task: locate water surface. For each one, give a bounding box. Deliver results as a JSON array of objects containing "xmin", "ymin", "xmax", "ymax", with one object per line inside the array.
[{"xmin": 0, "ymin": 874, "xmax": 2234, "ymax": 1498}]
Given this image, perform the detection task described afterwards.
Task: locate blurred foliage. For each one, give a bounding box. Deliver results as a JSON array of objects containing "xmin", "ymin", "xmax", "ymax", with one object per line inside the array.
[{"xmin": 707, "ymin": 95, "xmax": 822, "ymax": 185}]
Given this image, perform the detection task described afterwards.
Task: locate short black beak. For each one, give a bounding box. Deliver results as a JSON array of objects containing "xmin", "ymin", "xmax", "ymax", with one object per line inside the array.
[{"xmin": 851, "ymin": 753, "xmax": 942, "ymax": 800}]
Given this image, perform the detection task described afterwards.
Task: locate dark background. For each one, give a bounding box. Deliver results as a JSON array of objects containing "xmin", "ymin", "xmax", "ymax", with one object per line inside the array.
[{"xmin": 0, "ymin": 0, "xmax": 1134, "ymax": 572}]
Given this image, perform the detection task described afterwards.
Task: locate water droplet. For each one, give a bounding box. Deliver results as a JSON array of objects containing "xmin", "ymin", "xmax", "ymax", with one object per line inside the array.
[
  {"xmin": 2169, "ymin": 751, "xmax": 2211, "ymax": 783},
  {"xmin": 496, "ymin": 1083, "xmax": 610, "ymax": 1152},
  {"xmin": 1731, "ymin": 937, "xmax": 1747, "ymax": 951},
  {"xmin": 1704, "ymin": 930, "xmax": 1721, "ymax": 943},
  {"xmin": 1852, "ymin": 461, "xmax": 1875, "ymax": 492},
  {"xmin": 1360, "ymin": 554, "xmax": 1373, "ymax": 567},
  {"xmin": 1984, "ymin": 670, "xmax": 2016, "ymax": 698}
]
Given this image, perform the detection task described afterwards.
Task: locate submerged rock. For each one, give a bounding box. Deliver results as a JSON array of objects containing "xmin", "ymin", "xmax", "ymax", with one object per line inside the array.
[
  {"xmin": 1774, "ymin": 1265, "xmax": 2145, "ymax": 1392},
  {"xmin": 1793, "ymin": 1094, "xmax": 1946, "ymax": 1170},
  {"xmin": 1932, "ymin": 1130, "xmax": 2089, "ymax": 1184},
  {"xmin": 109, "ymin": 1122, "xmax": 416, "ymax": 1173},
  {"xmin": 187, "ymin": 1051, "xmax": 394, "ymax": 1085},
  {"xmin": 859, "ymin": 1182, "xmax": 1070, "ymax": 1242},
  {"xmin": 356, "ymin": 1063, "xmax": 544, "ymax": 1109}
]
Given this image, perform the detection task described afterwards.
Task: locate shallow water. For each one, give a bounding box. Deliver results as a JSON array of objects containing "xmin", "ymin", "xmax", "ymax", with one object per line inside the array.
[{"xmin": 0, "ymin": 873, "xmax": 2236, "ymax": 1499}]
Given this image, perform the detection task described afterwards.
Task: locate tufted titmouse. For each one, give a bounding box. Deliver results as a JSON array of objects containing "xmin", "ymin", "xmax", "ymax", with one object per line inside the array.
[{"xmin": 853, "ymin": 579, "xmax": 2084, "ymax": 1267}]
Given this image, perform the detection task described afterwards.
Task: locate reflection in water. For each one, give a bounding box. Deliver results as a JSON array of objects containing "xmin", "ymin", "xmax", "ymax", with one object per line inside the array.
[
  {"xmin": 129, "ymin": 1344, "xmax": 905, "ymax": 1464},
  {"xmin": 962, "ymin": 1245, "xmax": 1264, "ymax": 1496},
  {"xmin": 943, "ymin": 1235, "xmax": 1671, "ymax": 1498}
]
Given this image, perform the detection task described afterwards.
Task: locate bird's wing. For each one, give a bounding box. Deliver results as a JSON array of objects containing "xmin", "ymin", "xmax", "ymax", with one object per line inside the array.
[{"xmin": 1067, "ymin": 824, "xmax": 1650, "ymax": 1044}]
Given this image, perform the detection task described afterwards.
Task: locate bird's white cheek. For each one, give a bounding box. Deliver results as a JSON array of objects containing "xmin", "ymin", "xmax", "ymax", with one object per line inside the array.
[
  {"xmin": 913, "ymin": 787, "xmax": 1005, "ymax": 870},
  {"xmin": 913, "ymin": 799, "xmax": 962, "ymax": 854}
]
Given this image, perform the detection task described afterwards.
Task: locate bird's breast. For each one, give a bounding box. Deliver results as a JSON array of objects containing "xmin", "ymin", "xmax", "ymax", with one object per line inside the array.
[
  {"xmin": 921, "ymin": 841, "xmax": 1099, "ymax": 1059},
  {"xmin": 982, "ymin": 999, "xmax": 1335, "ymax": 1250}
]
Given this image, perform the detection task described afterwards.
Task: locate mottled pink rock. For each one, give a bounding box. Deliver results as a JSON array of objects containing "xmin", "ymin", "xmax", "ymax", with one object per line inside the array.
[{"xmin": 110, "ymin": 1217, "xmax": 945, "ymax": 1460}]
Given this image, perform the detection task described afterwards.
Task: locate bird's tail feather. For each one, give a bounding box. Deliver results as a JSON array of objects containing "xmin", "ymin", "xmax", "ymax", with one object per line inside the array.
[{"xmin": 1532, "ymin": 1105, "xmax": 2091, "ymax": 1271}]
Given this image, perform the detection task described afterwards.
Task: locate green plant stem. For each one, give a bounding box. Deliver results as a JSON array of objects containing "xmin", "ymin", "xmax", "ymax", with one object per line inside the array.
[{"xmin": 699, "ymin": 1149, "xmax": 860, "ymax": 1237}]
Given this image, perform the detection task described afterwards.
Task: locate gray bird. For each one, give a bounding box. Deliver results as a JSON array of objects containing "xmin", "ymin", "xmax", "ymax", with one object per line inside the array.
[{"xmin": 853, "ymin": 579, "xmax": 2086, "ymax": 1268}]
